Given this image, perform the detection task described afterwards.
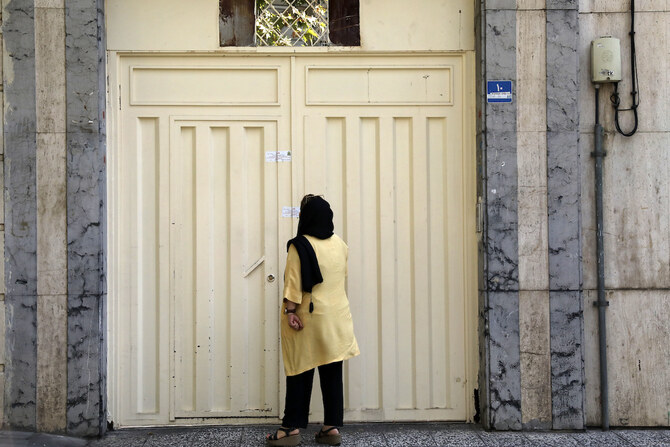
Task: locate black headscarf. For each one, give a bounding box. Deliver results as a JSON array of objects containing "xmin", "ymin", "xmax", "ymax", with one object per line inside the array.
[{"xmin": 286, "ymin": 196, "xmax": 334, "ymax": 294}]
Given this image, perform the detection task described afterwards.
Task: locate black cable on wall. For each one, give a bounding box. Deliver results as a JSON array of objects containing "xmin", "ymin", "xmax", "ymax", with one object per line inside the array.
[{"xmin": 610, "ymin": 0, "xmax": 640, "ymax": 137}]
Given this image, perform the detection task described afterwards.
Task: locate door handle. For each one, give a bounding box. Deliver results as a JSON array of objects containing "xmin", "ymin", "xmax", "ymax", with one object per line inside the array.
[{"xmin": 242, "ymin": 256, "xmax": 265, "ymax": 278}]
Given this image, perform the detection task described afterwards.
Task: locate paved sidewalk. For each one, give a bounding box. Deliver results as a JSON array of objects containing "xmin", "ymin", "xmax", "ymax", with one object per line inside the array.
[{"xmin": 1, "ymin": 423, "xmax": 670, "ymax": 446}]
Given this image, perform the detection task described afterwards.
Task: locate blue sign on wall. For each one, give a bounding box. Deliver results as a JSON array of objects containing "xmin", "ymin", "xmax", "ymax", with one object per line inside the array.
[{"xmin": 487, "ymin": 80, "xmax": 513, "ymax": 103}]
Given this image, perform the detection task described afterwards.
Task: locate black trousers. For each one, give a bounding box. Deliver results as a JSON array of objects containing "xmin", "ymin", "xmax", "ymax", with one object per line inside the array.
[{"xmin": 282, "ymin": 361, "xmax": 343, "ymax": 429}]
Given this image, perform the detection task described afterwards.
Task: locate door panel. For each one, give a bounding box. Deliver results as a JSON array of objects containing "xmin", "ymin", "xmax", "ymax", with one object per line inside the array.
[
  {"xmin": 171, "ymin": 120, "xmax": 279, "ymax": 418},
  {"xmin": 295, "ymin": 56, "xmax": 470, "ymax": 421}
]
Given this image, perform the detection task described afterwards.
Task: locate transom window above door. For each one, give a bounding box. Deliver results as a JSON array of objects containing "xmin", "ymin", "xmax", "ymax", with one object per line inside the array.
[{"xmin": 219, "ymin": 0, "xmax": 360, "ymax": 46}]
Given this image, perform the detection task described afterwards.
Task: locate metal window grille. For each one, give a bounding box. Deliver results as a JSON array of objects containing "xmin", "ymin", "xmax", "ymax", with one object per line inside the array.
[{"xmin": 256, "ymin": 0, "xmax": 329, "ymax": 46}]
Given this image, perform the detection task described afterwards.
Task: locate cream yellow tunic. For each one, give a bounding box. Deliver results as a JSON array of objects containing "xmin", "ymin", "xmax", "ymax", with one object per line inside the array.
[{"xmin": 281, "ymin": 234, "xmax": 360, "ymax": 376}]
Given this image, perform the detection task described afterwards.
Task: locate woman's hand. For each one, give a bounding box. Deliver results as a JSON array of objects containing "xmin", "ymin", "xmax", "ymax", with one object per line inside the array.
[{"xmin": 288, "ymin": 313, "xmax": 303, "ymax": 331}]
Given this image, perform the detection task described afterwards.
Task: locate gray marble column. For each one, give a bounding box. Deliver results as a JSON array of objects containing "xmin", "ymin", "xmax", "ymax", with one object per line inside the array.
[
  {"xmin": 481, "ymin": 2, "xmax": 522, "ymax": 430},
  {"xmin": 546, "ymin": 0, "xmax": 585, "ymax": 430},
  {"xmin": 65, "ymin": 0, "xmax": 106, "ymax": 437},
  {"xmin": 3, "ymin": 0, "xmax": 38, "ymax": 430}
]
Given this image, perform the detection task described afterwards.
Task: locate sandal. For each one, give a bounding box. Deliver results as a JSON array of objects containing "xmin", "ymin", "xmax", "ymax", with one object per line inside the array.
[
  {"xmin": 266, "ymin": 427, "xmax": 301, "ymax": 446},
  {"xmin": 315, "ymin": 426, "xmax": 342, "ymax": 446}
]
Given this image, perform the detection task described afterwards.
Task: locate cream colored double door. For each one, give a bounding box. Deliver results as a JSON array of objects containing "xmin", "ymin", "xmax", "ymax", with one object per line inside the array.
[{"xmin": 110, "ymin": 53, "xmax": 476, "ymax": 426}]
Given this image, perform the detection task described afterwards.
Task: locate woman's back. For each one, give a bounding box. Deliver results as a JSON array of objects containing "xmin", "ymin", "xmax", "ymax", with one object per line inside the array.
[{"xmin": 281, "ymin": 234, "xmax": 359, "ymax": 376}]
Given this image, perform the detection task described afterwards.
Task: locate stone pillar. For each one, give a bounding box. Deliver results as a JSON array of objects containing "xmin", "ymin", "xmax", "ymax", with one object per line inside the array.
[
  {"xmin": 479, "ymin": 0, "xmax": 585, "ymax": 430},
  {"xmin": 516, "ymin": 0, "xmax": 552, "ymax": 430},
  {"xmin": 3, "ymin": 0, "xmax": 39, "ymax": 429},
  {"xmin": 0, "ymin": 1, "xmax": 7, "ymax": 429},
  {"xmin": 2, "ymin": 0, "xmax": 106, "ymax": 436},
  {"xmin": 479, "ymin": 0, "xmax": 522, "ymax": 430},
  {"xmin": 65, "ymin": 0, "xmax": 106, "ymax": 437},
  {"xmin": 546, "ymin": 0, "xmax": 585, "ymax": 430},
  {"xmin": 35, "ymin": 0, "xmax": 67, "ymax": 433}
]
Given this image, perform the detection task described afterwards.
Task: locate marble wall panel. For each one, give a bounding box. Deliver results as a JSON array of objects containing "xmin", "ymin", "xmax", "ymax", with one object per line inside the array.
[
  {"xmin": 487, "ymin": 131, "xmax": 520, "ymax": 291},
  {"xmin": 486, "ymin": 10, "xmax": 517, "ymax": 132},
  {"xmin": 546, "ymin": 131, "xmax": 581, "ymax": 290},
  {"xmin": 546, "ymin": 6, "xmax": 581, "ymax": 292},
  {"xmin": 584, "ymin": 290, "xmax": 670, "ymax": 426},
  {"xmin": 550, "ymin": 291, "xmax": 585, "ymax": 429},
  {"xmin": 517, "ymin": 0, "xmax": 546, "ymax": 10},
  {"xmin": 66, "ymin": 132, "xmax": 103, "ymax": 297},
  {"xmin": 0, "ymin": 371, "xmax": 4, "ymax": 426},
  {"xmin": 66, "ymin": 294, "xmax": 102, "ymax": 436},
  {"xmin": 518, "ymin": 133, "xmax": 548, "ymax": 292},
  {"xmin": 546, "ymin": 10, "xmax": 579, "ymax": 133},
  {"xmin": 65, "ymin": 0, "xmax": 106, "ymax": 436},
  {"xmin": 486, "ymin": 0, "xmax": 517, "ymax": 10},
  {"xmin": 35, "ymin": 6, "xmax": 65, "ymax": 134},
  {"xmin": 477, "ymin": 290, "xmax": 491, "ymax": 425},
  {"xmin": 35, "ymin": 0, "xmax": 64, "ymax": 7},
  {"xmin": 545, "ymin": 5, "xmax": 585, "ymax": 430},
  {"xmin": 65, "ymin": 1, "xmax": 99, "ymax": 134},
  {"xmin": 547, "ymin": 0, "xmax": 579, "ymax": 10},
  {"xmin": 4, "ymin": 0, "xmax": 37, "ymax": 296},
  {"xmin": 0, "ymin": 301, "xmax": 5, "ymax": 424},
  {"xmin": 0, "ymin": 94, "xmax": 4, "ymax": 156},
  {"xmin": 485, "ymin": 9, "xmax": 519, "ymax": 295},
  {"xmin": 517, "ymin": 132, "xmax": 547, "ymax": 190},
  {"xmin": 487, "ymin": 292, "xmax": 522, "ymax": 430},
  {"xmin": 517, "ymin": 10, "xmax": 547, "ymax": 133},
  {"xmin": 584, "ymin": 133, "xmax": 670, "ymax": 289},
  {"xmin": 0, "ymin": 301, "xmax": 5, "ymax": 364},
  {"xmin": 36, "ymin": 133, "xmax": 67, "ymax": 296},
  {"xmin": 516, "ymin": 7, "xmax": 548, "ymax": 294},
  {"xmin": 4, "ymin": 296, "xmax": 37, "ymax": 428},
  {"xmin": 3, "ymin": 0, "xmax": 38, "ymax": 429},
  {"xmin": 519, "ymin": 291, "xmax": 551, "ymax": 428},
  {"xmin": 482, "ymin": 5, "xmax": 521, "ymax": 430},
  {"xmin": 0, "ymin": 31, "xmax": 4, "ymax": 87},
  {"xmin": 518, "ymin": 184, "xmax": 549, "ymax": 290},
  {"xmin": 36, "ymin": 294, "xmax": 66, "ymax": 432},
  {"xmin": 579, "ymin": 0, "xmax": 669, "ymax": 13}
]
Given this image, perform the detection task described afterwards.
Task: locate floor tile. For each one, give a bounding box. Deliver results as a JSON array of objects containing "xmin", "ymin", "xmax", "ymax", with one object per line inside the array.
[
  {"xmin": 477, "ymin": 431, "xmax": 536, "ymax": 446},
  {"xmin": 569, "ymin": 430, "xmax": 634, "ymax": 447},
  {"xmin": 615, "ymin": 429, "xmax": 670, "ymax": 447},
  {"xmin": 523, "ymin": 432, "xmax": 582, "ymax": 446},
  {"xmin": 432, "ymin": 428, "xmax": 487, "ymax": 446}
]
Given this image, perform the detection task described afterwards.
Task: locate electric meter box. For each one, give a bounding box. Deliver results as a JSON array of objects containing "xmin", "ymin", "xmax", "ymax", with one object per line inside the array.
[{"xmin": 591, "ymin": 37, "xmax": 622, "ymax": 83}]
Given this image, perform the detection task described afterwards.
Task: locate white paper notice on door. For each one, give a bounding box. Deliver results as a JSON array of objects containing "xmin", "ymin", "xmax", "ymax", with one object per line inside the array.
[
  {"xmin": 282, "ymin": 206, "xmax": 300, "ymax": 218},
  {"xmin": 266, "ymin": 151, "xmax": 292, "ymax": 162}
]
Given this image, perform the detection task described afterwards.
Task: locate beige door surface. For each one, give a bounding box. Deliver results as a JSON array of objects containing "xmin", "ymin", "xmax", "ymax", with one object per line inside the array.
[
  {"xmin": 109, "ymin": 53, "xmax": 476, "ymax": 426},
  {"xmin": 292, "ymin": 56, "xmax": 476, "ymax": 422},
  {"xmin": 170, "ymin": 119, "xmax": 280, "ymax": 418}
]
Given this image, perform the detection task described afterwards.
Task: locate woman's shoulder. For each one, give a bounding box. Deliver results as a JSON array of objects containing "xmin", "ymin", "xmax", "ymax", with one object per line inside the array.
[
  {"xmin": 305, "ymin": 233, "xmax": 347, "ymax": 249},
  {"xmin": 329, "ymin": 233, "xmax": 347, "ymax": 247}
]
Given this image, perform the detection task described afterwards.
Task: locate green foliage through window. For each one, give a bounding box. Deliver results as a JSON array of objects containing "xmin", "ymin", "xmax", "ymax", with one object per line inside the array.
[{"xmin": 256, "ymin": 0, "xmax": 329, "ymax": 46}]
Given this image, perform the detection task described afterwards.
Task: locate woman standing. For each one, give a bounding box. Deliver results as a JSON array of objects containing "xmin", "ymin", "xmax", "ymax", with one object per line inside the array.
[{"xmin": 266, "ymin": 195, "xmax": 360, "ymax": 446}]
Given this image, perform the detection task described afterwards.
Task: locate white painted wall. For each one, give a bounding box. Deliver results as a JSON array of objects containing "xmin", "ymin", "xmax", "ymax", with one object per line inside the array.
[{"xmin": 105, "ymin": 0, "xmax": 475, "ymax": 51}]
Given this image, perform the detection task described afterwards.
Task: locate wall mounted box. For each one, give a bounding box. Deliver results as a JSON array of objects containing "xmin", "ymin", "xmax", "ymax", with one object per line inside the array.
[{"xmin": 591, "ymin": 37, "xmax": 622, "ymax": 83}]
